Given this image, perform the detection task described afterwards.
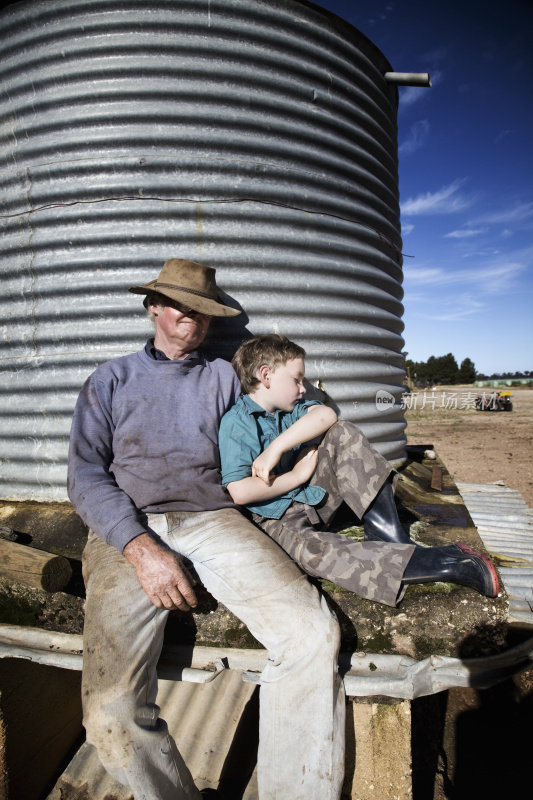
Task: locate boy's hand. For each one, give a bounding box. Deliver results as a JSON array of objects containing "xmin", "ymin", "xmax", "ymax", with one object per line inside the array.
[
  {"xmin": 250, "ymin": 405, "xmax": 336, "ymax": 486},
  {"xmin": 252, "ymin": 443, "xmax": 282, "ymax": 484},
  {"xmin": 229, "ymin": 444, "xmax": 319, "ymax": 505},
  {"xmin": 292, "ymin": 446, "xmax": 318, "ymax": 484}
]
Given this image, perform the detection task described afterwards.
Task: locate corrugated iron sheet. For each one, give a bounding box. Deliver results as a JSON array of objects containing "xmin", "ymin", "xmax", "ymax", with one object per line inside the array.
[
  {"xmin": 457, "ymin": 482, "xmax": 533, "ymax": 625},
  {"xmin": 0, "ymin": 0, "xmax": 407, "ymax": 502},
  {"xmin": 47, "ymin": 670, "xmax": 259, "ymax": 799}
]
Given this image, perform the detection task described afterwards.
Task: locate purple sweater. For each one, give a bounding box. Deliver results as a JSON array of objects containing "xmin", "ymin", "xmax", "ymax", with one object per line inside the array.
[{"xmin": 67, "ymin": 344, "xmax": 240, "ymax": 552}]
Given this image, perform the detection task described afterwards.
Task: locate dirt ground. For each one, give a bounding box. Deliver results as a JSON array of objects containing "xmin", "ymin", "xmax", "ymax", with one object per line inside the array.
[
  {"xmin": 404, "ymin": 385, "xmax": 533, "ymax": 506},
  {"xmin": 405, "ymin": 385, "xmax": 533, "ymax": 800}
]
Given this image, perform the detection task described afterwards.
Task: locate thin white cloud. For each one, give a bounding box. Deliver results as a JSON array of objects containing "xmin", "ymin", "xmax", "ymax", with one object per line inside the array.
[
  {"xmin": 403, "ymin": 266, "xmax": 444, "ymax": 284},
  {"xmin": 445, "ymin": 227, "xmax": 487, "ymax": 239},
  {"xmin": 494, "ymin": 129, "xmax": 512, "ymax": 144},
  {"xmin": 429, "ymin": 294, "xmax": 487, "ymax": 322},
  {"xmin": 399, "ymin": 119, "xmax": 430, "ymax": 155},
  {"xmin": 479, "ymin": 262, "xmax": 527, "ymax": 293},
  {"xmin": 399, "ymin": 86, "xmax": 427, "ymax": 109},
  {"xmin": 405, "ymin": 290, "xmax": 487, "ymax": 322},
  {"xmin": 367, "ymin": 2, "xmax": 395, "ymax": 25},
  {"xmin": 399, "ymin": 70, "xmax": 441, "ymax": 110},
  {"xmin": 461, "ymin": 246, "xmax": 502, "ymax": 260},
  {"xmin": 401, "ymin": 179, "xmax": 472, "ymax": 216},
  {"xmin": 472, "ymin": 202, "xmax": 533, "ymax": 226},
  {"xmin": 401, "ymin": 223, "xmax": 415, "ymax": 236},
  {"xmin": 441, "ymin": 203, "xmax": 533, "ymax": 244},
  {"xmin": 403, "ymin": 257, "xmax": 527, "ymax": 295},
  {"xmin": 421, "ymin": 49, "xmax": 447, "ymax": 66}
]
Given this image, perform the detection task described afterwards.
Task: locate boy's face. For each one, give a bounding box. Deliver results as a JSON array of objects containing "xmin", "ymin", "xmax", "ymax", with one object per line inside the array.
[{"xmin": 264, "ymin": 357, "xmax": 306, "ymax": 412}]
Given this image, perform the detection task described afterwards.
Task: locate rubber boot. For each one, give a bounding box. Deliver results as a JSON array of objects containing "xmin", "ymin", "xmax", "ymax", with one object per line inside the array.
[
  {"xmin": 363, "ymin": 480, "xmax": 413, "ymax": 544},
  {"xmin": 402, "ymin": 543, "xmax": 500, "ymax": 597}
]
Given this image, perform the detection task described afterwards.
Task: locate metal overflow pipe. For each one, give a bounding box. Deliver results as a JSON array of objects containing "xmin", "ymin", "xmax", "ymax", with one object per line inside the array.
[
  {"xmin": 385, "ymin": 72, "xmax": 432, "ymax": 86},
  {"xmin": 1, "ymin": 623, "xmax": 532, "ymax": 700}
]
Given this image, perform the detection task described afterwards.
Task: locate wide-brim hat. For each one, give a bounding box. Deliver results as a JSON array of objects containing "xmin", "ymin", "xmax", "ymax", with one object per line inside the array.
[{"xmin": 129, "ymin": 258, "xmax": 241, "ymax": 318}]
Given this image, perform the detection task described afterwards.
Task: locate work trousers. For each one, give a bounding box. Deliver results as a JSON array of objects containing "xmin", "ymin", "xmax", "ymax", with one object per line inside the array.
[
  {"xmin": 255, "ymin": 421, "xmax": 416, "ymax": 607},
  {"xmin": 82, "ymin": 507, "xmax": 345, "ymax": 800}
]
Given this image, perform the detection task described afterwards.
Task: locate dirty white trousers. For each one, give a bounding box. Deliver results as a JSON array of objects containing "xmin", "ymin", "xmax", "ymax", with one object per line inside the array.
[{"xmin": 82, "ymin": 508, "xmax": 345, "ymax": 800}]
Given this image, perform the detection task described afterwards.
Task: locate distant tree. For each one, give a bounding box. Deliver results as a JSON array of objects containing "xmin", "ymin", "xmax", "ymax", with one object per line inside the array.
[
  {"xmin": 457, "ymin": 357, "xmax": 477, "ymax": 384},
  {"xmin": 414, "ymin": 356, "xmax": 433, "ymax": 385},
  {"xmin": 405, "ymin": 354, "xmax": 533, "ymax": 386},
  {"xmin": 434, "ymin": 353, "xmax": 459, "ymax": 384},
  {"xmin": 461, "ymin": 368, "xmax": 531, "ymax": 381},
  {"xmin": 410, "ymin": 353, "xmax": 458, "ymax": 385},
  {"xmin": 420, "ymin": 356, "xmax": 436, "ymax": 384}
]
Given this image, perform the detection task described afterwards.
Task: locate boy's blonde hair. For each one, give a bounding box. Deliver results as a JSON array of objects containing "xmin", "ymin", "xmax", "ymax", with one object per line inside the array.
[{"xmin": 232, "ymin": 334, "xmax": 306, "ymax": 394}]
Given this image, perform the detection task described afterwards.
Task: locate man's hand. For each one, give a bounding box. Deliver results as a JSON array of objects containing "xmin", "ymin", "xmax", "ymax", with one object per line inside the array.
[{"xmin": 123, "ymin": 533, "xmax": 198, "ymax": 611}]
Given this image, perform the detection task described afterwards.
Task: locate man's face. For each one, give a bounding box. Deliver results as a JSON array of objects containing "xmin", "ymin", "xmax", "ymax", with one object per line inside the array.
[{"xmin": 151, "ymin": 299, "xmax": 211, "ymax": 356}]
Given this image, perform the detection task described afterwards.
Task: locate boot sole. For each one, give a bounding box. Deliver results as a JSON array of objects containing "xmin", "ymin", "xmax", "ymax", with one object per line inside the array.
[{"xmin": 457, "ymin": 543, "xmax": 500, "ymax": 597}]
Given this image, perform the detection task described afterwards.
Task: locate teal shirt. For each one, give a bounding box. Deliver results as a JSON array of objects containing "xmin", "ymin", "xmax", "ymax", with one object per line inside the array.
[{"xmin": 219, "ymin": 394, "xmax": 326, "ymax": 519}]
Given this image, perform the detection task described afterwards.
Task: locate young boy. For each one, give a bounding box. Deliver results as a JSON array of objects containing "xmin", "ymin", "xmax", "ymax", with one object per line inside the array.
[{"xmin": 218, "ymin": 334, "xmax": 500, "ymax": 607}]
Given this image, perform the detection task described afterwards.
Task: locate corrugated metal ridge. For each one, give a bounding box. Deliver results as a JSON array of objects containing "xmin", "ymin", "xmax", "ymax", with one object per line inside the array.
[{"xmin": 457, "ymin": 482, "xmax": 533, "ymax": 625}]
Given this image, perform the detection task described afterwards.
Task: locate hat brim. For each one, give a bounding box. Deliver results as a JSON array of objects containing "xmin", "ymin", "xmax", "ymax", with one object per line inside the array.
[{"xmin": 128, "ymin": 280, "xmax": 241, "ymax": 318}]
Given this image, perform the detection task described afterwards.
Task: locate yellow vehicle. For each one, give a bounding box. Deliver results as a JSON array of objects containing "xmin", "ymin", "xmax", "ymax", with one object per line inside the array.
[{"xmin": 475, "ymin": 390, "xmax": 513, "ymax": 412}]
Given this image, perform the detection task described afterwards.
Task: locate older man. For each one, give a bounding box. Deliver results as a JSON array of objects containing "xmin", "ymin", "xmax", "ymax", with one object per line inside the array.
[{"xmin": 68, "ymin": 258, "xmax": 345, "ymax": 800}]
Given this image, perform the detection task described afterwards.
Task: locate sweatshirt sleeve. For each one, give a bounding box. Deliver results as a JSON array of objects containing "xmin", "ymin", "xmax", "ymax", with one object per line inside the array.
[{"xmin": 67, "ymin": 370, "xmax": 148, "ymax": 552}]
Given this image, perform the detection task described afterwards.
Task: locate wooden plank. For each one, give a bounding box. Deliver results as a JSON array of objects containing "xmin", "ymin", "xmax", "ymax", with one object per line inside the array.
[{"xmin": 431, "ymin": 466, "xmax": 443, "ymax": 492}]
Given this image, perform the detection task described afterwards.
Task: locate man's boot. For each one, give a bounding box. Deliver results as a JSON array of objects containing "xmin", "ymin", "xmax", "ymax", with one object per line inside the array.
[
  {"xmin": 402, "ymin": 543, "xmax": 500, "ymax": 597},
  {"xmin": 363, "ymin": 480, "xmax": 413, "ymax": 544}
]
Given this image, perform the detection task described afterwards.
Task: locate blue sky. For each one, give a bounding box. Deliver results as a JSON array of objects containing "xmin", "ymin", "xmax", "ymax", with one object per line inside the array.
[{"xmin": 316, "ymin": 0, "xmax": 533, "ymax": 375}]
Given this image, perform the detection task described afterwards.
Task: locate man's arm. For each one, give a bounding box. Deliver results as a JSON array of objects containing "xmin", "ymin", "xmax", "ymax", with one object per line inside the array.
[
  {"xmin": 252, "ymin": 404, "xmax": 337, "ymax": 483},
  {"xmin": 68, "ymin": 372, "xmax": 197, "ymax": 610},
  {"xmin": 67, "ymin": 373, "xmax": 149, "ymax": 550}
]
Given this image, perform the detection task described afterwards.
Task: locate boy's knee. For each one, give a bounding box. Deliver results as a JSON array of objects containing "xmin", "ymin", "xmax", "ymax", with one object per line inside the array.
[{"xmin": 325, "ymin": 419, "xmax": 363, "ymax": 444}]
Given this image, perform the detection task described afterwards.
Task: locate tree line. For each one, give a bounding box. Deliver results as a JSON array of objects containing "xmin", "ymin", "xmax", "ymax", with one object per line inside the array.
[{"xmin": 404, "ymin": 353, "xmax": 532, "ymax": 387}]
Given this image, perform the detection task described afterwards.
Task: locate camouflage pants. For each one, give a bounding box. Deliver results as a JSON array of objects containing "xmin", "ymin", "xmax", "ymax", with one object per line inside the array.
[{"xmin": 254, "ymin": 421, "xmax": 415, "ymax": 607}]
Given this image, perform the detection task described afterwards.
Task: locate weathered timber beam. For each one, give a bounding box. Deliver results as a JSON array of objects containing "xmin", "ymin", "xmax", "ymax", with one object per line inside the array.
[{"xmin": 0, "ymin": 539, "xmax": 72, "ymax": 592}]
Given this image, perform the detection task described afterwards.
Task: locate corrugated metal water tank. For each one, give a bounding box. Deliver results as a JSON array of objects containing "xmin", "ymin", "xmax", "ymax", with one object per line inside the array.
[{"xmin": 0, "ymin": 0, "xmax": 407, "ymax": 501}]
